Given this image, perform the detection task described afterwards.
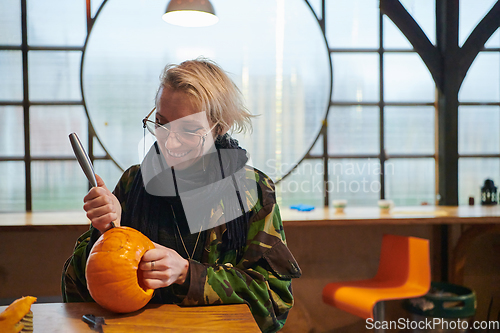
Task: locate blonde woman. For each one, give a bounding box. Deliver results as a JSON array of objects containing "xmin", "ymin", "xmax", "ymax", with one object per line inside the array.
[{"xmin": 63, "ymin": 58, "xmax": 301, "ymax": 333}]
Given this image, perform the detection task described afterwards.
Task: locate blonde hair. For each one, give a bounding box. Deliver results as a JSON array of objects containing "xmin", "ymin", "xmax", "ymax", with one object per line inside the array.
[{"xmin": 156, "ymin": 57, "xmax": 253, "ymax": 135}]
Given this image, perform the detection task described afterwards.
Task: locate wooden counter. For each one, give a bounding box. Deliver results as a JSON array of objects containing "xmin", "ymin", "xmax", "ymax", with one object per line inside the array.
[
  {"xmin": 281, "ymin": 205, "xmax": 500, "ymax": 226},
  {"xmin": 1, "ymin": 205, "xmax": 499, "ymax": 285},
  {"xmin": 2, "ymin": 205, "xmax": 500, "ymax": 229},
  {"xmin": 0, "ymin": 302, "xmax": 260, "ymax": 332},
  {"xmin": 0, "ymin": 211, "xmax": 90, "ymax": 230}
]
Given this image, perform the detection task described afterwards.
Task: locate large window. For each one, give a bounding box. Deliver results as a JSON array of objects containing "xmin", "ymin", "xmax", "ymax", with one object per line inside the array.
[
  {"xmin": 279, "ymin": 0, "xmax": 438, "ymax": 208},
  {"xmin": 459, "ymin": 28, "xmax": 500, "ymax": 205},
  {"xmin": 1, "ymin": 0, "xmax": 499, "ymax": 212}
]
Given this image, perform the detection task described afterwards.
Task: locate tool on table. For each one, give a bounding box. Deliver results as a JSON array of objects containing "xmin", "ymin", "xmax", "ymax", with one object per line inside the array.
[{"xmin": 82, "ymin": 314, "xmax": 106, "ymax": 333}]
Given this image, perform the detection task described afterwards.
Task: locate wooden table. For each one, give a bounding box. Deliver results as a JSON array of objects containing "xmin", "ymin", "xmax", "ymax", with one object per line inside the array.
[
  {"xmin": 0, "ymin": 302, "xmax": 260, "ymax": 332},
  {"xmin": 2, "ymin": 206, "xmax": 500, "ymax": 284},
  {"xmin": 0, "ymin": 211, "xmax": 90, "ymax": 230},
  {"xmin": 281, "ymin": 205, "xmax": 500, "ymax": 226},
  {"xmin": 2, "ymin": 205, "xmax": 500, "ymax": 228}
]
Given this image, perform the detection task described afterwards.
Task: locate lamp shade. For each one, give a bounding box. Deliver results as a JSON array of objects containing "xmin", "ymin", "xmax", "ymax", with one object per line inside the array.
[{"xmin": 162, "ymin": 0, "xmax": 219, "ymax": 27}]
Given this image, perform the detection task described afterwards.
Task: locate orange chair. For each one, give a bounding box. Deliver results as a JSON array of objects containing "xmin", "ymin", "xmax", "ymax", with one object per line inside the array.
[{"xmin": 322, "ymin": 234, "xmax": 431, "ymax": 322}]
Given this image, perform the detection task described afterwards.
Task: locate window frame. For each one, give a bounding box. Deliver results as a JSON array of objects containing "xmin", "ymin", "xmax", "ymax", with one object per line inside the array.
[{"xmin": 1, "ymin": 0, "xmax": 499, "ymax": 211}]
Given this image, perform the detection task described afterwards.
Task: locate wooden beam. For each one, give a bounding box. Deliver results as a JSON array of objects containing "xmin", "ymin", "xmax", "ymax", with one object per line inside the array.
[
  {"xmin": 436, "ymin": 0, "xmax": 459, "ymax": 207},
  {"xmin": 458, "ymin": 0, "xmax": 500, "ymax": 85},
  {"xmin": 380, "ymin": 0, "xmax": 443, "ymax": 88}
]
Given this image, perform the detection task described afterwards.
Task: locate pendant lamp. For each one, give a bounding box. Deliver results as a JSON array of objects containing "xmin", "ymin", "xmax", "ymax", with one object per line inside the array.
[{"xmin": 162, "ymin": 0, "xmax": 219, "ymax": 27}]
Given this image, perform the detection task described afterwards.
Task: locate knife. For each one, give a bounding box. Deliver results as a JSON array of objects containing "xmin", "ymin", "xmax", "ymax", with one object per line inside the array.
[
  {"xmin": 69, "ymin": 132, "xmax": 115, "ymax": 229},
  {"xmin": 69, "ymin": 132, "xmax": 98, "ymax": 188}
]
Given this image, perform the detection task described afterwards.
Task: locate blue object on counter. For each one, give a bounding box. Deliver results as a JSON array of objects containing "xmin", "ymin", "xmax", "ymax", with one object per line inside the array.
[{"xmin": 290, "ymin": 204, "xmax": 315, "ymax": 211}]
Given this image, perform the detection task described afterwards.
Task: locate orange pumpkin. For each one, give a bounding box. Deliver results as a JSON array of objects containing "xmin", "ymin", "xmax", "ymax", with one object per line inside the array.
[
  {"xmin": 0, "ymin": 296, "xmax": 36, "ymax": 333},
  {"xmin": 86, "ymin": 226, "xmax": 155, "ymax": 313}
]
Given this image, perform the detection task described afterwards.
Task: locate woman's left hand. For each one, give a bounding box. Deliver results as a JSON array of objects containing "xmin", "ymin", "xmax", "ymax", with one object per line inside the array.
[{"xmin": 139, "ymin": 242, "xmax": 190, "ymax": 289}]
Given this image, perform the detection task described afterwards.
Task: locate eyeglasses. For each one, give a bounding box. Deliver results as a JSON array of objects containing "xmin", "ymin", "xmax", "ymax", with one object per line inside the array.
[{"xmin": 142, "ymin": 107, "xmax": 217, "ymax": 148}]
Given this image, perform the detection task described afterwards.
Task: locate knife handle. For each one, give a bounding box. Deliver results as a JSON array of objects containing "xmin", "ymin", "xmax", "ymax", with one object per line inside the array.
[{"xmin": 69, "ymin": 133, "xmax": 98, "ymax": 188}]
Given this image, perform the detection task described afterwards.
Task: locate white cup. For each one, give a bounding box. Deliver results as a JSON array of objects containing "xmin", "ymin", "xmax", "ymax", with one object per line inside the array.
[
  {"xmin": 332, "ymin": 199, "xmax": 347, "ymax": 213},
  {"xmin": 378, "ymin": 199, "xmax": 394, "ymax": 213}
]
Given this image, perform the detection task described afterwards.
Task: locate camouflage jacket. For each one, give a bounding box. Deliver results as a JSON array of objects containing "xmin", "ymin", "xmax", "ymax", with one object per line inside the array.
[{"xmin": 62, "ymin": 164, "xmax": 301, "ymax": 333}]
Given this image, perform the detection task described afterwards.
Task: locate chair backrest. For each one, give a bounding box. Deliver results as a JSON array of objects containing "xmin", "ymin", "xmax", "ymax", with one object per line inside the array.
[{"xmin": 375, "ymin": 234, "xmax": 431, "ymax": 288}]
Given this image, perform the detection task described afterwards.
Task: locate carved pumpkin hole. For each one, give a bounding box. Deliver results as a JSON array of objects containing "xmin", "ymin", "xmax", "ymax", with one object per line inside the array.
[{"xmin": 137, "ymin": 267, "xmax": 149, "ymax": 292}]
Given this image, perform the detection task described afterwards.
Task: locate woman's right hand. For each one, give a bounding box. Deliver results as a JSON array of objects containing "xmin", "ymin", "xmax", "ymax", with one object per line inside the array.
[{"xmin": 83, "ymin": 174, "xmax": 121, "ymax": 233}]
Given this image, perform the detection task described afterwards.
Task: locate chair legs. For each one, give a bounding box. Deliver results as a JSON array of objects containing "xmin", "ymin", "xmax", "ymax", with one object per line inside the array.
[{"xmin": 373, "ymin": 301, "xmax": 385, "ymax": 333}]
